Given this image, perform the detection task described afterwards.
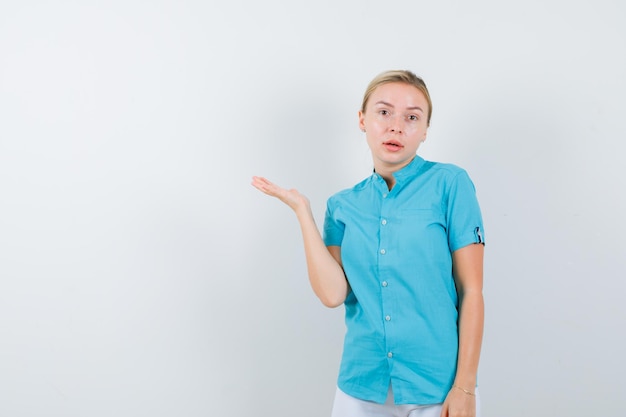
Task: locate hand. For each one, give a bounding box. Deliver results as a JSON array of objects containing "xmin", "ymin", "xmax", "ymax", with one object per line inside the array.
[
  {"xmin": 440, "ymin": 386, "xmax": 476, "ymax": 417},
  {"xmin": 251, "ymin": 176, "xmax": 311, "ymax": 214}
]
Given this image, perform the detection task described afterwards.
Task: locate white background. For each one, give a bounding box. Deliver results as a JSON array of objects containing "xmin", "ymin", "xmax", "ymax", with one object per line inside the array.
[{"xmin": 1, "ymin": 1, "xmax": 624, "ymax": 416}]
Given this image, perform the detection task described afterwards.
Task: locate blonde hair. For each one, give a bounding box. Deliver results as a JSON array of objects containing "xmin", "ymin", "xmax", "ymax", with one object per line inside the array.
[{"xmin": 361, "ymin": 70, "xmax": 432, "ymax": 125}]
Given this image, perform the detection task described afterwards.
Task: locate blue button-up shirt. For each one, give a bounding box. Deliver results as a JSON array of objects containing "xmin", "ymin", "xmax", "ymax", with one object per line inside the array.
[{"xmin": 323, "ymin": 156, "xmax": 484, "ymax": 405}]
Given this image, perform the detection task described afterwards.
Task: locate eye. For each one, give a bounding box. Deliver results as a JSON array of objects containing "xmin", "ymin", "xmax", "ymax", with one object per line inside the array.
[
  {"xmin": 379, "ymin": 109, "xmax": 389, "ymax": 116},
  {"xmin": 408, "ymin": 114, "xmax": 419, "ymax": 121}
]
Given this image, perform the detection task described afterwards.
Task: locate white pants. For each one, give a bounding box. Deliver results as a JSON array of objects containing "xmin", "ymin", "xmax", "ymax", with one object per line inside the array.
[{"xmin": 331, "ymin": 385, "xmax": 481, "ymax": 417}]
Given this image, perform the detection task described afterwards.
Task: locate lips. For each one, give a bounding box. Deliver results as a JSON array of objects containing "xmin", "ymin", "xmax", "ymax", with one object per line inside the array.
[{"xmin": 383, "ymin": 140, "xmax": 403, "ymax": 151}]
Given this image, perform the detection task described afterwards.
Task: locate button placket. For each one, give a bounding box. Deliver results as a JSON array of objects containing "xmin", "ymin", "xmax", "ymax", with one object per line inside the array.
[{"xmin": 379, "ymin": 188, "xmax": 395, "ymax": 363}]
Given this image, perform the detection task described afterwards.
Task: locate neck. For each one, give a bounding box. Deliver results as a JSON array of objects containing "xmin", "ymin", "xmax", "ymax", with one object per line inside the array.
[
  {"xmin": 373, "ymin": 167, "xmax": 396, "ymax": 190},
  {"xmin": 373, "ymin": 156, "xmax": 416, "ymax": 190},
  {"xmin": 382, "ymin": 173, "xmax": 395, "ymax": 190}
]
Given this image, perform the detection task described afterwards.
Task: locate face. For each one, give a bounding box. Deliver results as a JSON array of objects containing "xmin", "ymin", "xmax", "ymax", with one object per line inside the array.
[{"xmin": 359, "ymin": 82, "xmax": 429, "ymax": 175}]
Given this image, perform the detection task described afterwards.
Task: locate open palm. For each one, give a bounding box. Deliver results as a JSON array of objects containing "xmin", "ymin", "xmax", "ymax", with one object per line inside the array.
[{"xmin": 251, "ymin": 176, "xmax": 310, "ymax": 212}]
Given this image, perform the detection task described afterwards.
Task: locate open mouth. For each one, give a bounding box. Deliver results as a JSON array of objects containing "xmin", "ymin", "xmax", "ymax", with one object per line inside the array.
[{"xmin": 383, "ymin": 141, "xmax": 403, "ymax": 150}]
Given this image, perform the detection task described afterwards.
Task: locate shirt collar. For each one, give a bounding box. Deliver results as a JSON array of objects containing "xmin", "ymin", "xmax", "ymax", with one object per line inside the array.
[{"xmin": 372, "ymin": 155, "xmax": 426, "ymax": 184}]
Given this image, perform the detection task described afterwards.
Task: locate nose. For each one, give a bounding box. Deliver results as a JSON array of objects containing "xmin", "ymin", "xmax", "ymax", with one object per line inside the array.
[{"xmin": 389, "ymin": 115, "xmax": 404, "ymax": 133}]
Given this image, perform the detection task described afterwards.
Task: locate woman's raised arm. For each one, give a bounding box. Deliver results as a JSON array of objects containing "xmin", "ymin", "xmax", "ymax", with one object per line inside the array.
[{"xmin": 251, "ymin": 176, "xmax": 349, "ymax": 307}]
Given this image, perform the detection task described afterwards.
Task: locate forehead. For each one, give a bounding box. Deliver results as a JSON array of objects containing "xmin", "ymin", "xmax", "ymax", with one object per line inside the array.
[{"xmin": 369, "ymin": 82, "xmax": 428, "ymax": 108}]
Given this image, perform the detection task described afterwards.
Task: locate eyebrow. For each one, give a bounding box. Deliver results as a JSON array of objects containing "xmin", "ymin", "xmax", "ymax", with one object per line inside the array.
[{"xmin": 374, "ymin": 100, "xmax": 424, "ymax": 112}]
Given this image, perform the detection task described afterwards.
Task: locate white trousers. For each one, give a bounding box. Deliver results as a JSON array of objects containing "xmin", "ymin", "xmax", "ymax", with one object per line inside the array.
[{"xmin": 331, "ymin": 385, "xmax": 481, "ymax": 417}]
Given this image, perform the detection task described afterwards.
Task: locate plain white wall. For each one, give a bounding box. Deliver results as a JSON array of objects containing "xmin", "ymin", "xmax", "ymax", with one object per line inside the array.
[{"xmin": 1, "ymin": 1, "xmax": 624, "ymax": 416}]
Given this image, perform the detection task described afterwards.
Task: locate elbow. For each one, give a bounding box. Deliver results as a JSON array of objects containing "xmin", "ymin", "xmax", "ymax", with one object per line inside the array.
[
  {"xmin": 318, "ymin": 292, "xmax": 346, "ymax": 308},
  {"xmin": 310, "ymin": 269, "xmax": 348, "ymax": 308},
  {"xmin": 321, "ymin": 299, "xmax": 344, "ymax": 309}
]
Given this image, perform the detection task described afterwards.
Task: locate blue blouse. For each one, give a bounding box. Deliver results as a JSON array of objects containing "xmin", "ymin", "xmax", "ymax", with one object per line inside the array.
[{"xmin": 323, "ymin": 155, "xmax": 484, "ymax": 405}]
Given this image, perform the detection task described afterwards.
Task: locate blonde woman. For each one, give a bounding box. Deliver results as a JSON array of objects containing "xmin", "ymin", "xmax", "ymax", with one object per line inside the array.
[{"xmin": 252, "ymin": 70, "xmax": 485, "ymax": 417}]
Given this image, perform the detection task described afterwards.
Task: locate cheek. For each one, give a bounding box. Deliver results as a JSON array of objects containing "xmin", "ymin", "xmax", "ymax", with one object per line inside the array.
[
  {"xmin": 366, "ymin": 119, "xmax": 383, "ymax": 132},
  {"xmin": 416, "ymin": 124, "xmax": 428, "ymax": 135},
  {"xmin": 406, "ymin": 124, "xmax": 425, "ymax": 135}
]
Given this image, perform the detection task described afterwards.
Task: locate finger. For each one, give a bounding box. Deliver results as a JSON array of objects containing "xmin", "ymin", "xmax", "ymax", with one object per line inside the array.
[
  {"xmin": 251, "ymin": 176, "xmax": 273, "ymax": 192},
  {"xmin": 251, "ymin": 176, "xmax": 270, "ymax": 187},
  {"xmin": 250, "ymin": 180, "xmax": 267, "ymax": 194},
  {"xmin": 252, "ymin": 176, "xmax": 280, "ymax": 190},
  {"xmin": 252, "ymin": 176, "xmax": 286, "ymax": 199}
]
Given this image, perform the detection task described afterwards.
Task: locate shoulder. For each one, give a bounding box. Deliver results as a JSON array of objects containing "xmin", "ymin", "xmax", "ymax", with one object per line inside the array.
[
  {"xmin": 418, "ymin": 160, "xmax": 479, "ymax": 199},
  {"xmin": 424, "ymin": 160, "xmax": 468, "ymax": 178},
  {"xmin": 327, "ymin": 176, "xmax": 372, "ymax": 203}
]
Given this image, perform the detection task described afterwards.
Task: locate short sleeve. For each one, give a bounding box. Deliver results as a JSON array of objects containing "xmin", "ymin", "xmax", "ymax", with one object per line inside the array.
[
  {"xmin": 446, "ymin": 170, "xmax": 485, "ymax": 252},
  {"xmin": 323, "ymin": 197, "xmax": 345, "ymax": 246}
]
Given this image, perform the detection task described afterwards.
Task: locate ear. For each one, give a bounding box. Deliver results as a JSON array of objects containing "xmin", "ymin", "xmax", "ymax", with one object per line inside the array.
[{"xmin": 358, "ymin": 110, "xmax": 366, "ymax": 131}]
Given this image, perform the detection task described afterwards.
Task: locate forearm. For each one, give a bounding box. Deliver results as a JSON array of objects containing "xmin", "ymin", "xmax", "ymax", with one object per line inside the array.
[
  {"xmin": 454, "ymin": 289, "xmax": 484, "ymax": 390},
  {"xmin": 250, "ymin": 176, "xmax": 347, "ymax": 307},
  {"xmin": 295, "ymin": 207, "xmax": 348, "ymax": 308}
]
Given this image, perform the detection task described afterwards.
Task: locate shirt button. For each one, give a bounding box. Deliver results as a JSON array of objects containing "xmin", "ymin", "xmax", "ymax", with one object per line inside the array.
[
  {"xmin": 381, "ymin": 219, "xmax": 387, "ymax": 225},
  {"xmin": 385, "ymin": 315, "xmax": 391, "ymax": 321},
  {"xmin": 380, "ymin": 249, "xmax": 386, "ymax": 255},
  {"xmin": 387, "ymin": 352, "xmax": 393, "ymax": 358},
  {"xmin": 383, "ymin": 193, "xmax": 388, "ymax": 198},
  {"xmin": 382, "ymin": 281, "xmax": 388, "ymax": 287}
]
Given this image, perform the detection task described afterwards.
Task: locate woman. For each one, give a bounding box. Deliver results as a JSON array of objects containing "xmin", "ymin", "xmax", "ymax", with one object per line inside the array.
[{"xmin": 252, "ymin": 70, "xmax": 485, "ymax": 417}]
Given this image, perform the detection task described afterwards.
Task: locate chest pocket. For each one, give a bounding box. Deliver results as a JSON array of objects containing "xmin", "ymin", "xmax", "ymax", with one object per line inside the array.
[
  {"xmin": 397, "ymin": 208, "xmax": 447, "ymax": 251},
  {"xmin": 399, "ymin": 208, "xmax": 444, "ymax": 229}
]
